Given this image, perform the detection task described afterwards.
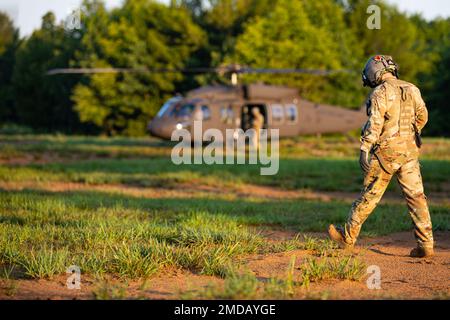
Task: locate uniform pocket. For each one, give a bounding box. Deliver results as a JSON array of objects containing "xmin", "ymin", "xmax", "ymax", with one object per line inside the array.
[{"xmin": 378, "ymin": 146, "xmax": 408, "ymax": 172}]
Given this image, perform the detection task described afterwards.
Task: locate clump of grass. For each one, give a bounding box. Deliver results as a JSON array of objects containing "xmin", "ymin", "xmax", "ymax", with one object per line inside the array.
[
  {"xmin": 213, "ymin": 271, "xmax": 259, "ymax": 299},
  {"xmin": 298, "ymin": 256, "xmax": 366, "ymax": 288},
  {"xmin": 262, "ymin": 278, "xmax": 291, "ymax": 299},
  {"xmin": 0, "ymin": 265, "xmax": 18, "ymax": 296},
  {"xmin": 108, "ymin": 243, "xmax": 164, "ymax": 278},
  {"xmin": 263, "ymin": 255, "xmax": 297, "ymax": 299},
  {"xmin": 302, "ymin": 235, "xmax": 339, "ymax": 257},
  {"xmin": 92, "ymin": 280, "xmax": 128, "ymax": 300},
  {"xmin": 200, "ymin": 246, "xmax": 238, "ymax": 277},
  {"xmin": 285, "ymin": 255, "xmax": 296, "ymax": 295},
  {"xmin": 267, "ymin": 235, "xmax": 339, "ymax": 257},
  {"xmin": 0, "ymin": 201, "xmax": 267, "ymax": 280},
  {"xmin": 0, "ymin": 176, "xmax": 448, "ymax": 283},
  {"xmin": 17, "ymin": 246, "xmax": 69, "ymax": 279},
  {"xmin": 185, "ymin": 256, "xmax": 300, "ymax": 300},
  {"xmin": 265, "ymin": 234, "xmax": 304, "ymax": 253},
  {"xmin": 304, "ymin": 290, "xmax": 332, "ymax": 300},
  {"xmin": 0, "ymin": 265, "xmax": 15, "ymax": 279},
  {"xmin": 432, "ymin": 291, "xmax": 450, "ymax": 300}
]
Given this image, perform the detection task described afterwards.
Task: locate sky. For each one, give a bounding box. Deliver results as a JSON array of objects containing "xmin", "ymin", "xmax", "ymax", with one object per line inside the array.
[{"xmin": 1, "ymin": 0, "xmax": 449, "ymax": 37}]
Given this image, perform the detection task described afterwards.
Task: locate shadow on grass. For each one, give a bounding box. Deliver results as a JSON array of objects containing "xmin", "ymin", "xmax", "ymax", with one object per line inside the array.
[
  {"xmin": 6, "ymin": 156, "xmax": 449, "ymax": 193},
  {"xmin": 1, "ymin": 188, "xmax": 448, "ymax": 236}
]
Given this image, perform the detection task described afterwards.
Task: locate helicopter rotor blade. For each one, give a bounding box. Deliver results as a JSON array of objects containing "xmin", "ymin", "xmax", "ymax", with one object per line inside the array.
[
  {"xmin": 46, "ymin": 67, "xmax": 222, "ymax": 75},
  {"xmin": 47, "ymin": 68, "xmax": 132, "ymax": 75},
  {"xmin": 237, "ymin": 68, "xmax": 353, "ymax": 75},
  {"xmin": 46, "ymin": 66, "xmax": 354, "ymax": 76}
]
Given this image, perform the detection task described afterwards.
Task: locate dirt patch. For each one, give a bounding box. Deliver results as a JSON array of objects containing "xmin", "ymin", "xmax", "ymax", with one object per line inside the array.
[
  {"xmin": 233, "ymin": 184, "xmax": 450, "ymax": 204},
  {"xmin": 244, "ymin": 231, "xmax": 450, "ymax": 299},
  {"xmin": 1, "ymin": 231, "xmax": 448, "ymax": 300},
  {"xmin": 0, "ymin": 181, "xmax": 213, "ymax": 200},
  {"xmin": 0, "ymin": 152, "xmax": 111, "ymax": 165},
  {"xmin": 1, "ymin": 180, "xmax": 448, "ymax": 205},
  {"xmin": 0, "ymin": 269, "xmax": 222, "ymax": 300}
]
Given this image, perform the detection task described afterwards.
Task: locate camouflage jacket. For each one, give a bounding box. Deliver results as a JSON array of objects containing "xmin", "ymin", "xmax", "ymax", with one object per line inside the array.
[
  {"xmin": 360, "ymin": 77, "xmax": 428, "ymax": 154},
  {"xmin": 252, "ymin": 113, "xmax": 264, "ymax": 129}
]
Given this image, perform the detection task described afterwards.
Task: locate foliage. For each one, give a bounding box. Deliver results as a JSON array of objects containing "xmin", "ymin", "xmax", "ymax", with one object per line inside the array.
[
  {"xmin": 0, "ymin": 135, "xmax": 448, "ymax": 297},
  {"xmin": 11, "ymin": 12, "xmax": 87, "ymax": 133},
  {"xmin": 414, "ymin": 17, "xmax": 450, "ymax": 136},
  {"xmin": 231, "ymin": 0, "xmax": 364, "ymax": 107},
  {"xmin": 0, "ymin": 0, "xmax": 448, "ymax": 135},
  {"xmin": 0, "ymin": 12, "xmax": 19, "ymax": 123},
  {"xmin": 72, "ymin": 0, "xmax": 205, "ymax": 136}
]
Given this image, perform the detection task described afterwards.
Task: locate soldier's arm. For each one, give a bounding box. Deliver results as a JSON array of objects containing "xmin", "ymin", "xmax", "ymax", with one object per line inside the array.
[
  {"xmin": 360, "ymin": 87, "xmax": 387, "ymax": 153},
  {"xmin": 413, "ymin": 86, "xmax": 428, "ymax": 132}
]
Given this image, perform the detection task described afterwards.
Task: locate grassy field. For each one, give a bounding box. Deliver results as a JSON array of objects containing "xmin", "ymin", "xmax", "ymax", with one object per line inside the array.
[{"xmin": 0, "ymin": 134, "xmax": 449, "ymax": 299}]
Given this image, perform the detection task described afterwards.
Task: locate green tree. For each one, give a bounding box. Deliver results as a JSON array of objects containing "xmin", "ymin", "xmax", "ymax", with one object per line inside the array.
[
  {"xmin": 415, "ymin": 17, "xmax": 450, "ymax": 136},
  {"xmin": 173, "ymin": 0, "xmax": 274, "ymax": 87},
  {"xmin": 425, "ymin": 47, "xmax": 450, "ymax": 136},
  {"xmin": 231, "ymin": 0, "xmax": 364, "ymax": 107},
  {"xmin": 344, "ymin": 0, "xmax": 430, "ymax": 84},
  {"xmin": 12, "ymin": 12, "xmax": 85, "ymax": 133},
  {"xmin": 203, "ymin": 0, "xmax": 273, "ymax": 57},
  {"xmin": 72, "ymin": 0, "xmax": 205, "ymax": 136},
  {"xmin": 0, "ymin": 11, "xmax": 19, "ymax": 123}
]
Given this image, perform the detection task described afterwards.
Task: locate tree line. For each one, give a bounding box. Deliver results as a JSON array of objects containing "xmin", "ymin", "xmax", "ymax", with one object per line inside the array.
[{"xmin": 0, "ymin": 0, "xmax": 448, "ymax": 136}]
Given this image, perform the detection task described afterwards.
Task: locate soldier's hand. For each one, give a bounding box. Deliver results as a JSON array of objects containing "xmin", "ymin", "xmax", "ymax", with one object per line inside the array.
[{"xmin": 359, "ymin": 150, "xmax": 370, "ymax": 173}]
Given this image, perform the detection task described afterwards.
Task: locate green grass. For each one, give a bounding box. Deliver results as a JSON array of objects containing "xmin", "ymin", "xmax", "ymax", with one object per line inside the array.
[
  {"xmin": 0, "ymin": 264, "xmax": 18, "ymax": 297},
  {"xmin": 93, "ymin": 280, "xmax": 128, "ymax": 300},
  {"xmin": 0, "ymin": 134, "xmax": 448, "ymax": 284},
  {"xmin": 182, "ymin": 265, "xmax": 290, "ymax": 300},
  {"xmin": 298, "ymin": 256, "xmax": 366, "ymax": 288},
  {"xmin": 0, "ymin": 191, "xmax": 267, "ymax": 279},
  {"xmin": 0, "ymin": 190, "xmax": 448, "ymax": 280},
  {"xmin": 1, "ymin": 134, "xmax": 448, "ymax": 193},
  {"xmin": 1, "ymin": 157, "xmax": 449, "ymax": 192},
  {"xmin": 182, "ymin": 253, "xmax": 366, "ymax": 299},
  {"xmin": 1, "ymin": 134, "xmax": 449, "ymax": 160}
]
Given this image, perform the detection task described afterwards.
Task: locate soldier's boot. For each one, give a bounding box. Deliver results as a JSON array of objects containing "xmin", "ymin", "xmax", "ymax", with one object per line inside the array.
[
  {"xmin": 409, "ymin": 247, "xmax": 434, "ymax": 258},
  {"xmin": 328, "ymin": 224, "xmax": 353, "ymax": 249}
]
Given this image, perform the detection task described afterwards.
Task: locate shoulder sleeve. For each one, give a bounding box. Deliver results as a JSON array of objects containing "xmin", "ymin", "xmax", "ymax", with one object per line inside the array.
[{"xmin": 411, "ymin": 85, "xmax": 428, "ymax": 132}]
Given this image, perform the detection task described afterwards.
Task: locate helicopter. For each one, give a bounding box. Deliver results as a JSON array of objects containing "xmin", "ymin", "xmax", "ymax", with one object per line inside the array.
[{"xmin": 47, "ymin": 64, "xmax": 367, "ymax": 140}]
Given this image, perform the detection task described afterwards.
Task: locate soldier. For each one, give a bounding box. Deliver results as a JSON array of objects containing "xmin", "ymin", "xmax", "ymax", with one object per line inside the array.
[
  {"xmin": 251, "ymin": 107, "xmax": 264, "ymax": 149},
  {"xmin": 328, "ymin": 55, "xmax": 434, "ymax": 258}
]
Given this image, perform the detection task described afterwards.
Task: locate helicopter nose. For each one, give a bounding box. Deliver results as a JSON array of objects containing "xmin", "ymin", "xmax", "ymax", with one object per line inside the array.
[
  {"xmin": 148, "ymin": 118, "xmax": 163, "ymax": 138},
  {"xmin": 147, "ymin": 119, "xmax": 156, "ymax": 135},
  {"xmin": 148, "ymin": 118, "xmax": 177, "ymax": 139}
]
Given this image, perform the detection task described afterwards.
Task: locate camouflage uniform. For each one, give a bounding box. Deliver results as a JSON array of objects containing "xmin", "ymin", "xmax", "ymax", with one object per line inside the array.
[
  {"xmin": 251, "ymin": 108, "xmax": 264, "ymax": 149},
  {"xmin": 344, "ymin": 77, "xmax": 433, "ymax": 249}
]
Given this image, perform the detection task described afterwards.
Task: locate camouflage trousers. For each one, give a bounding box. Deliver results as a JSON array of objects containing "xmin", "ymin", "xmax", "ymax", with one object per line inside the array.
[
  {"xmin": 251, "ymin": 128, "xmax": 261, "ymax": 150},
  {"xmin": 344, "ymin": 156, "xmax": 434, "ymax": 249}
]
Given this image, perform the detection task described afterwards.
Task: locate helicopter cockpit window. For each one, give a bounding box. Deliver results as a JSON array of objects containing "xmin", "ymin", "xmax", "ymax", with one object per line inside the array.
[
  {"xmin": 157, "ymin": 96, "xmax": 182, "ymax": 118},
  {"xmin": 174, "ymin": 104, "xmax": 195, "ymax": 118},
  {"xmin": 220, "ymin": 105, "xmax": 233, "ymax": 124},
  {"xmin": 271, "ymin": 104, "xmax": 284, "ymax": 123},
  {"xmin": 285, "ymin": 104, "xmax": 298, "ymax": 123},
  {"xmin": 201, "ymin": 105, "xmax": 211, "ymax": 121}
]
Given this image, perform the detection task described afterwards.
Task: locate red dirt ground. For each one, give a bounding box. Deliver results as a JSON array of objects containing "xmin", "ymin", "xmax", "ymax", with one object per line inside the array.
[
  {"xmin": 0, "ymin": 173, "xmax": 448, "ymax": 300},
  {"xmin": 1, "ymin": 180, "xmax": 448, "ymax": 205},
  {"xmin": 1, "ymin": 231, "xmax": 448, "ymax": 300}
]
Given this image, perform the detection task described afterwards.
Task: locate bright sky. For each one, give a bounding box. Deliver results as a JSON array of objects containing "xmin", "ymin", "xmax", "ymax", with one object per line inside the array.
[{"xmin": 1, "ymin": 0, "xmax": 449, "ymax": 37}]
